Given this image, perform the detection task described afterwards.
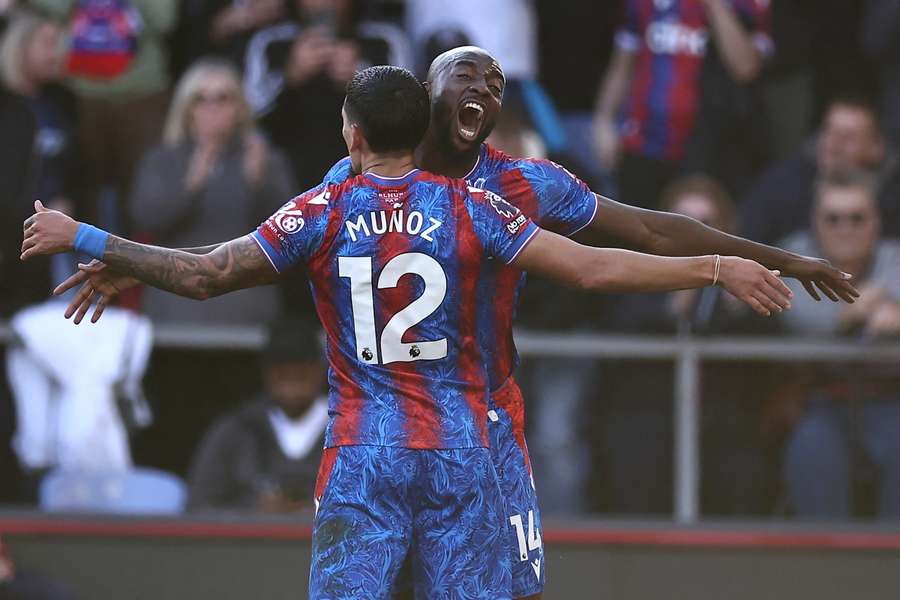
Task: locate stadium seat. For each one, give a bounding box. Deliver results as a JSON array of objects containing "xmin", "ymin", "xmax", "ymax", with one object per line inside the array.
[{"xmin": 39, "ymin": 468, "xmax": 187, "ymax": 515}]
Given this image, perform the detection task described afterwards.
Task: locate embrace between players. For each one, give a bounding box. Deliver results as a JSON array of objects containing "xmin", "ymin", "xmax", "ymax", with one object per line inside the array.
[{"xmin": 22, "ymin": 48, "xmax": 858, "ymax": 600}]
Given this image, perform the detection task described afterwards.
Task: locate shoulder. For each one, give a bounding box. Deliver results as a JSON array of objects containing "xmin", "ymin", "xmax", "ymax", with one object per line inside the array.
[
  {"xmin": 322, "ymin": 156, "xmax": 355, "ymax": 185},
  {"xmin": 203, "ymin": 402, "xmax": 266, "ymax": 443}
]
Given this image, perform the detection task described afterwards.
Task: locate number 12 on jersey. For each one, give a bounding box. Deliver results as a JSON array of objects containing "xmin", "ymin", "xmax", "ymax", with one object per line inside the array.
[{"xmin": 339, "ymin": 253, "xmax": 449, "ymax": 365}]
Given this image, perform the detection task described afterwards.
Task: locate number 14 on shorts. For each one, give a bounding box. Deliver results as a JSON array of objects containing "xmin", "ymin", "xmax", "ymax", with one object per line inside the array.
[{"xmin": 509, "ymin": 510, "xmax": 542, "ymax": 562}]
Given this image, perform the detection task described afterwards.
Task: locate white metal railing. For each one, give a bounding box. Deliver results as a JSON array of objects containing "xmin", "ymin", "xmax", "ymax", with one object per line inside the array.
[{"xmin": 3, "ymin": 321, "xmax": 900, "ymax": 523}]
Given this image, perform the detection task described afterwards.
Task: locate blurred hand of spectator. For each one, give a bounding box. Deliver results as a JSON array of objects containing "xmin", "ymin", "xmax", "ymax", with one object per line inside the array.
[
  {"xmin": 866, "ymin": 300, "xmax": 900, "ymax": 337},
  {"xmin": 285, "ymin": 27, "xmax": 334, "ymax": 85},
  {"xmin": 593, "ymin": 114, "xmax": 621, "ymax": 171},
  {"xmin": 327, "ymin": 39, "xmax": 360, "ymax": 85},
  {"xmin": 839, "ymin": 283, "xmax": 886, "ymax": 330},
  {"xmin": 242, "ymin": 131, "xmax": 269, "ymax": 186},
  {"xmin": 185, "ymin": 141, "xmax": 221, "ymax": 193},
  {"xmin": 212, "ymin": 0, "xmax": 285, "ymax": 42}
]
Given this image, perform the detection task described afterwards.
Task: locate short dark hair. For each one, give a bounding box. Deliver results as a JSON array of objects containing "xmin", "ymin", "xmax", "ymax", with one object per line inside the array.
[{"xmin": 344, "ymin": 66, "xmax": 430, "ymax": 153}]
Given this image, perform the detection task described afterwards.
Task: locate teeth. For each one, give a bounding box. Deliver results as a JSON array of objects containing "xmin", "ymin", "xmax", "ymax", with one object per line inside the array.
[{"xmin": 464, "ymin": 102, "xmax": 484, "ymax": 114}]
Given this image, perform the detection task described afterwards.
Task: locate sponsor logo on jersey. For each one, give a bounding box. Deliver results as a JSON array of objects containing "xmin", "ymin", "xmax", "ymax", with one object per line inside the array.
[
  {"xmin": 507, "ymin": 214, "xmax": 527, "ymax": 235},
  {"xmin": 273, "ymin": 202, "xmax": 305, "ymax": 233}
]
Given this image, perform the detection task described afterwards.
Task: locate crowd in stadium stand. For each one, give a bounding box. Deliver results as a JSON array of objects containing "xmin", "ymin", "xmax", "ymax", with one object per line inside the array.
[{"xmin": 1, "ymin": 0, "xmax": 899, "ymax": 525}]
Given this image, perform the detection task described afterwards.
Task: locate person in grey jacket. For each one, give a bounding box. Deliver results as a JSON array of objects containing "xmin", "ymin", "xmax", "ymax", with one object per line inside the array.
[
  {"xmin": 129, "ymin": 58, "xmax": 294, "ymax": 325},
  {"xmin": 779, "ymin": 169, "xmax": 900, "ymax": 519}
]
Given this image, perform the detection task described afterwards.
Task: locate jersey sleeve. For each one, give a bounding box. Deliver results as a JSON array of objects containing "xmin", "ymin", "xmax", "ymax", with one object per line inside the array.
[
  {"xmin": 615, "ymin": 0, "xmax": 642, "ymax": 52},
  {"xmin": 465, "ymin": 187, "xmax": 540, "ymax": 265},
  {"xmin": 520, "ymin": 159, "xmax": 599, "ymax": 237},
  {"xmin": 322, "ymin": 156, "xmax": 355, "ymax": 185},
  {"xmin": 251, "ymin": 184, "xmax": 332, "ymax": 272}
]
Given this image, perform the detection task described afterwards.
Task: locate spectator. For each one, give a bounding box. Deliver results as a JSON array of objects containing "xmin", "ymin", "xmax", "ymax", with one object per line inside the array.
[
  {"xmin": 779, "ymin": 170, "xmax": 900, "ymax": 519},
  {"xmin": 0, "ymin": 10, "xmax": 80, "ymax": 303},
  {"xmin": 593, "ymin": 0, "xmax": 771, "ymax": 208},
  {"xmin": 31, "ymin": 0, "xmax": 177, "ymax": 232},
  {"xmin": 243, "ymin": 0, "xmax": 412, "ymax": 190},
  {"xmin": 187, "ymin": 318, "xmax": 327, "ymax": 513},
  {"xmin": 741, "ymin": 95, "xmax": 900, "ymax": 244},
  {"xmin": 861, "ymin": 0, "xmax": 900, "ymax": 151},
  {"xmin": 129, "ymin": 58, "xmax": 292, "ymax": 326},
  {"xmin": 174, "ymin": 0, "xmax": 286, "ymax": 73},
  {"xmin": 589, "ymin": 175, "xmax": 778, "ymax": 515},
  {"xmin": 0, "ymin": 69, "xmax": 36, "ymax": 317},
  {"xmin": 6, "ymin": 300, "xmax": 153, "ymax": 490}
]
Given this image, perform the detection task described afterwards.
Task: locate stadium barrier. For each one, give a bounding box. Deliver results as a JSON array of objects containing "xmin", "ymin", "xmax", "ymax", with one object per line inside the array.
[
  {"xmin": 3, "ymin": 321, "xmax": 900, "ymax": 523},
  {"xmin": 2, "ymin": 511, "xmax": 900, "ymax": 599}
]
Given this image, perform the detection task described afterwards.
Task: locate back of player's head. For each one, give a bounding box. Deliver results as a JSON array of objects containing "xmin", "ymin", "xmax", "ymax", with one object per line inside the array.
[{"xmin": 344, "ymin": 66, "xmax": 430, "ymax": 153}]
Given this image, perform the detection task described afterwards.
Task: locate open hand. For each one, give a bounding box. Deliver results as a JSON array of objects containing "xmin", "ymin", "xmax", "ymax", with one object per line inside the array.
[
  {"xmin": 717, "ymin": 256, "xmax": 793, "ymax": 316},
  {"xmin": 54, "ymin": 260, "xmax": 139, "ymax": 324},
  {"xmin": 781, "ymin": 255, "xmax": 859, "ymax": 303},
  {"xmin": 21, "ymin": 200, "xmax": 79, "ymax": 260}
]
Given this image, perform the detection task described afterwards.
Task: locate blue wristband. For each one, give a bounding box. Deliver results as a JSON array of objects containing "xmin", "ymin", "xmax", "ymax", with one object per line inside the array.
[{"xmin": 73, "ymin": 223, "xmax": 109, "ymax": 259}]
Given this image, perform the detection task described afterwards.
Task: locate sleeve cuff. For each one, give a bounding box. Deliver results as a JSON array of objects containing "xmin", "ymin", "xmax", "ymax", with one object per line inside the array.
[
  {"xmin": 250, "ymin": 231, "xmax": 288, "ymax": 273},
  {"xmin": 505, "ymin": 223, "xmax": 541, "ymax": 265}
]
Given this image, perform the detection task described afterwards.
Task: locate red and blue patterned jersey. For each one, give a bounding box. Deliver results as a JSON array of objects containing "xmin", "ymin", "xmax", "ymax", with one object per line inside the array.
[
  {"xmin": 617, "ymin": 0, "xmax": 771, "ymax": 161},
  {"xmin": 323, "ymin": 144, "xmax": 597, "ymax": 390},
  {"xmin": 252, "ymin": 169, "xmax": 539, "ymax": 449}
]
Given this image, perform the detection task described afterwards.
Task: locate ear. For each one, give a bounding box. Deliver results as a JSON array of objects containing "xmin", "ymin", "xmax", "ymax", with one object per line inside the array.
[{"xmin": 349, "ymin": 124, "xmax": 365, "ymax": 153}]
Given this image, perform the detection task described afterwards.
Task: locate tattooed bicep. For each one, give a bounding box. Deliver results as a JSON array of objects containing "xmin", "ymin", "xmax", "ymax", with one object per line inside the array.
[{"xmin": 208, "ymin": 236, "xmax": 281, "ymax": 293}]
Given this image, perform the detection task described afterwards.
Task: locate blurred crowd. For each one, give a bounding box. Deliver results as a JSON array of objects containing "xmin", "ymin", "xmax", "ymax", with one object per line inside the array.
[{"xmin": 1, "ymin": 0, "xmax": 900, "ymax": 531}]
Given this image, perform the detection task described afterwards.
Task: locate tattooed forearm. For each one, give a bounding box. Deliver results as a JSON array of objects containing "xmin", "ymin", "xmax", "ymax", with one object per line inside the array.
[{"xmin": 101, "ymin": 235, "xmax": 276, "ymax": 300}]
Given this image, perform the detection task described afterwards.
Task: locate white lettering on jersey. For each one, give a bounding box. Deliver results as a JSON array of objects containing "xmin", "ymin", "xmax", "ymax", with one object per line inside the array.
[
  {"xmin": 345, "ymin": 210, "xmax": 442, "ymax": 243},
  {"xmin": 646, "ymin": 22, "xmax": 707, "ymax": 56}
]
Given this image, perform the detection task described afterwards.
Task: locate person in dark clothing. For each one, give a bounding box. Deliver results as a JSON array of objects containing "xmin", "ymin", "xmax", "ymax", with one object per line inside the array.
[
  {"xmin": 0, "ymin": 11, "xmax": 80, "ymax": 305},
  {"xmin": 740, "ymin": 95, "xmax": 900, "ymax": 245},
  {"xmin": 243, "ymin": 0, "xmax": 410, "ymax": 190},
  {"xmin": 187, "ymin": 318, "xmax": 327, "ymax": 512}
]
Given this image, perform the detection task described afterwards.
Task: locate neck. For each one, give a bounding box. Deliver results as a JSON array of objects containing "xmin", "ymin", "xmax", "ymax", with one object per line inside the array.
[
  {"xmin": 415, "ymin": 128, "xmax": 480, "ymax": 178},
  {"xmin": 361, "ymin": 151, "xmax": 417, "ymax": 178},
  {"xmin": 276, "ymin": 403, "xmax": 311, "ymax": 421}
]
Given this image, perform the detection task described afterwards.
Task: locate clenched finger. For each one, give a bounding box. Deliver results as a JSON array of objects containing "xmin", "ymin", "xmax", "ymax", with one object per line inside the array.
[
  {"xmin": 20, "ymin": 244, "xmax": 42, "ymax": 260},
  {"xmin": 20, "ymin": 236, "xmax": 38, "ymax": 253},
  {"xmin": 54, "ymin": 270, "xmax": 88, "ymax": 296},
  {"xmin": 23, "ymin": 214, "xmax": 37, "ymax": 230}
]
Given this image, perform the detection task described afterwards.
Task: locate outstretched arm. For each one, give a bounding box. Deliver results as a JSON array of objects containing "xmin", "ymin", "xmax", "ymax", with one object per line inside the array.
[
  {"xmin": 21, "ymin": 201, "xmax": 277, "ymax": 301},
  {"xmin": 514, "ymin": 229, "xmax": 793, "ymax": 316},
  {"xmin": 96, "ymin": 234, "xmax": 276, "ymax": 299},
  {"xmin": 53, "ymin": 243, "xmax": 232, "ymax": 324},
  {"xmin": 586, "ymin": 195, "xmax": 859, "ymax": 303}
]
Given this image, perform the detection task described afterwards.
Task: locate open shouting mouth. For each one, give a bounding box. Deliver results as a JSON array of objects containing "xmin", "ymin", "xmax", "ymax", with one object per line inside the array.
[{"xmin": 457, "ymin": 100, "xmax": 486, "ymax": 142}]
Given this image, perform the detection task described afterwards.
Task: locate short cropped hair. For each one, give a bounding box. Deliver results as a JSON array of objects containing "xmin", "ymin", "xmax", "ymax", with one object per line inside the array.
[{"xmin": 344, "ymin": 66, "xmax": 430, "ymax": 153}]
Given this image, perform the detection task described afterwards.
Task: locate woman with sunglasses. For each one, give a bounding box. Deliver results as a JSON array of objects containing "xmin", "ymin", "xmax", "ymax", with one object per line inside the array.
[{"xmin": 128, "ymin": 58, "xmax": 295, "ymax": 326}]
